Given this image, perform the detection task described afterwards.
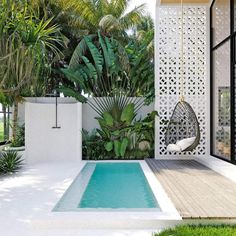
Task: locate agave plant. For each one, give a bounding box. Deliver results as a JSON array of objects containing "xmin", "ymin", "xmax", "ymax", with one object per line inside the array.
[{"xmin": 0, "ymin": 151, "xmax": 23, "ymax": 174}]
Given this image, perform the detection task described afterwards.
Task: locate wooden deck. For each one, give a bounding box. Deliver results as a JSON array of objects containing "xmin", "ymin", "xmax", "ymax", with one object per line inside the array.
[{"xmin": 146, "ymin": 159, "xmax": 236, "ymax": 219}]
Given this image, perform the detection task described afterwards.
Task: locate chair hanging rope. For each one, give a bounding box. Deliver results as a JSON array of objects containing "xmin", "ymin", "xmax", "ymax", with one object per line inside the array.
[{"xmin": 165, "ymin": 0, "xmax": 201, "ymax": 152}]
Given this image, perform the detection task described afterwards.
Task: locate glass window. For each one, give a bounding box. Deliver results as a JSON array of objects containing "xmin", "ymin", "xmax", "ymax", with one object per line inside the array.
[
  {"xmin": 212, "ymin": 40, "xmax": 231, "ymax": 160},
  {"xmin": 212, "ymin": 0, "xmax": 230, "ymax": 47}
]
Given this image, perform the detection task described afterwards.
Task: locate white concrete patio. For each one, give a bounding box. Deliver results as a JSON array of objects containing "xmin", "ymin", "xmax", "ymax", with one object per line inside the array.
[
  {"xmin": 1, "ymin": 156, "xmax": 236, "ymax": 236},
  {"xmin": 0, "ymin": 161, "xmax": 169, "ymax": 236}
]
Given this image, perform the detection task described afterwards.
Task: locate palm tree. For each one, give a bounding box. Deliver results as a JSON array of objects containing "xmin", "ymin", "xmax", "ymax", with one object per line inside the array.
[
  {"xmin": 33, "ymin": 0, "xmax": 146, "ymax": 38},
  {"xmin": 0, "ymin": 0, "xmax": 63, "ymax": 141}
]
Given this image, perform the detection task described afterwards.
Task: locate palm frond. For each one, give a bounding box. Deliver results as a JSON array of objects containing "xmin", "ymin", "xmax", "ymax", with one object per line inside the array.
[
  {"xmin": 99, "ymin": 15, "xmax": 120, "ymax": 33},
  {"xmin": 69, "ymin": 34, "xmax": 96, "ymax": 68},
  {"xmin": 119, "ymin": 4, "xmax": 146, "ymax": 30},
  {"xmin": 84, "ymin": 36, "xmax": 104, "ymax": 75}
]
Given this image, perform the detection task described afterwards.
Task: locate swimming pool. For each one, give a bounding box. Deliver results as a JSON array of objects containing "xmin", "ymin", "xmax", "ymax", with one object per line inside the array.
[{"xmin": 53, "ymin": 162, "xmax": 160, "ymax": 211}]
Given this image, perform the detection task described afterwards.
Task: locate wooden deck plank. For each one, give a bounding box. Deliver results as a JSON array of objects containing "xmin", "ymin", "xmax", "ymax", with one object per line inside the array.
[{"xmin": 146, "ymin": 159, "xmax": 236, "ymax": 219}]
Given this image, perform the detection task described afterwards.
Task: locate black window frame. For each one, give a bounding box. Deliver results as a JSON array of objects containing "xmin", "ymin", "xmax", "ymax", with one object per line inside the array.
[
  {"xmin": 0, "ymin": 105, "xmax": 11, "ymax": 145},
  {"xmin": 210, "ymin": 0, "xmax": 236, "ymax": 163}
]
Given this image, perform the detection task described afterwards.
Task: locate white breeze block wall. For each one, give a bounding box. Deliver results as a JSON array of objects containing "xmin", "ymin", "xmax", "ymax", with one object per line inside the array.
[
  {"xmin": 25, "ymin": 99, "xmax": 82, "ymax": 164},
  {"xmin": 155, "ymin": 3, "xmax": 210, "ymax": 158}
]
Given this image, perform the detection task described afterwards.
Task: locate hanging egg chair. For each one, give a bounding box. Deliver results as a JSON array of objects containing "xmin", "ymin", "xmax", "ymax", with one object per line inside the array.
[
  {"xmin": 165, "ymin": 0, "xmax": 200, "ymax": 152},
  {"xmin": 165, "ymin": 100, "xmax": 200, "ymax": 152}
]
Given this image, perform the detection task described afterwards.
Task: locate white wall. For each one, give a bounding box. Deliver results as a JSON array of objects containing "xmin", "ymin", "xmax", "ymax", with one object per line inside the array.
[
  {"xmin": 25, "ymin": 98, "xmax": 82, "ymax": 164},
  {"xmin": 82, "ymin": 98, "xmax": 154, "ymax": 132}
]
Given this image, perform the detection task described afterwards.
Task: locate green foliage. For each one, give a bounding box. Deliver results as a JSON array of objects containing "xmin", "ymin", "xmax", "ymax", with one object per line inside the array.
[
  {"xmin": 0, "ymin": 0, "xmax": 63, "ymax": 140},
  {"xmin": 95, "ymin": 103, "xmax": 136, "ymax": 158},
  {"xmin": 83, "ymin": 109, "xmax": 158, "ymax": 160},
  {"xmin": 0, "ymin": 0, "xmax": 63, "ymax": 97},
  {"xmin": 0, "ymin": 151, "xmax": 23, "ymax": 174},
  {"xmin": 121, "ymin": 103, "xmax": 135, "ymax": 124},
  {"xmin": 35, "ymin": 0, "xmax": 146, "ymax": 38},
  {"xmin": 60, "ymin": 27, "xmax": 155, "ymax": 104},
  {"xmin": 89, "ymin": 96, "xmax": 158, "ymax": 159},
  {"xmin": 130, "ymin": 111, "xmax": 158, "ymax": 158},
  {"xmin": 82, "ymin": 129, "xmax": 108, "ymax": 160},
  {"xmin": 60, "ymin": 32, "xmax": 129, "ymax": 101},
  {"xmin": 126, "ymin": 20, "xmax": 155, "ymax": 104},
  {"xmin": 155, "ymin": 224, "xmax": 236, "ymax": 236},
  {"xmin": 103, "ymin": 112, "xmax": 114, "ymax": 126},
  {"xmin": 120, "ymin": 137, "xmax": 129, "ymax": 157},
  {"xmin": 11, "ymin": 124, "xmax": 25, "ymax": 148},
  {"xmin": 105, "ymin": 141, "xmax": 113, "ymax": 152}
]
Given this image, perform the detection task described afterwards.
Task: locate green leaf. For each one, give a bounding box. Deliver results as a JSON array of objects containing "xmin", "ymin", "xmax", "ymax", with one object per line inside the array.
[
  {"xmin": 95, "ymin": 117, "xmax": 106, "ymax": 128},
  {"xmin": 69, "ymin": 35, "xmax": 96, "ymax": 68},
  {"xmin": 81, "ymin": 56, "xmax": 98, "ymax": 80},
  {"xmin": 120, "ymin": 138, "xmax": 128, "ymax": 157},
  {"xmin": 61, "ymin": 68, "xmax": 85, "ymax": 86},
  {"xmin": 84, "ymin": 36, "xmax": 104, "ymax": 75},
  {"xmin": 121, "ymin": 103, "xmax": 135, "ymax": 124},
  {"xmin": 105, "ymin": 142, "xmax": 113, "ymax": 152},
  {"xmin": 96, "ymin": 128, "xmax": 108, "ymax": 139},
  {"xmin": 103, "ymin": 111, "xmax": 113, "ymax": 126},
  {"xmin": 105, "ymin": 36, "xmax": 116, "ymax": 72},
  {"xmin": 98, "ymin": 31, "xmax": 111, "ymax": 71},
  {"xmin": 114, "ymin": 140, "xmax": 121, "ymax": 157},
  {"xmin": 112, "ymin": 130, "xmax": 120, "ymax": 136},
  {"xmin": 57, "ymin": 86, "xmax": 87, "ymax": 103}
]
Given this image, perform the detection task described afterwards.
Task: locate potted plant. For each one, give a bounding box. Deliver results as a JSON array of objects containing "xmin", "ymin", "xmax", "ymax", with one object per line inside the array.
[{"xmin": 216, "ymin": 128, "xmax": 224, "ymax": 152}]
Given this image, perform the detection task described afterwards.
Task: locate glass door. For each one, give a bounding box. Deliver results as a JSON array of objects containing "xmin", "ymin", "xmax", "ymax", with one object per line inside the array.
[{"xmin": 211, "ymin": 0, "xmax": 235, "ymax": 162}]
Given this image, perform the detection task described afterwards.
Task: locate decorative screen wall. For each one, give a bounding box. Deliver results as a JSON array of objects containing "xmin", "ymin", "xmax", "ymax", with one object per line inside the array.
[{"xmin": 155, "ymin": 6, "xmax": 208, "ymax": 158}]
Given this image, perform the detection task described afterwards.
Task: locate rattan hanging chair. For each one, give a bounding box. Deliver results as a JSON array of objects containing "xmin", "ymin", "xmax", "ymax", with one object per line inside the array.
[
  {"xmin": 165, "ymin": 101, "xmax": 200, "ymax": 152},
  {"xmin": 164, "ymin": 0, "xmax": 200, "ymax": 152}
]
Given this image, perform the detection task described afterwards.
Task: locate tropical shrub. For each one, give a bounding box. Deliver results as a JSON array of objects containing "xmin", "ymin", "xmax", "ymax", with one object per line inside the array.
[
  {"xmin": 82, "ymin": 129, "xmax": 108, "ymax": 160},
  {"xmin": 82, "ymin": 108, "xmax": 158, "ymax": 160},
  {"xmin": 128, "ymin": 111, "xmax": 158, "ymax": 158},
  {"xmin": 59, "ymin": 29, "xmax": 154, "ymax": 105},
  {"xmin": 59, "ymin": 31, "xmax": 129, "ymax": 100},
  {"xmin": 97, "ymin": 103, "xmax": 136, "ymax": 158},
  {"xmin": 11, "ymin": 124, "xmax": 25, "ymax": 148},
  {"xmin": 0, "ymin": 151, "xmax": 23, "ymax": 174}
]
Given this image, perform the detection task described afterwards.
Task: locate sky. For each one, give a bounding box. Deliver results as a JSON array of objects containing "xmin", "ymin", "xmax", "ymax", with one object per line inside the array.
[{"xmin": 130, "ymin": 0, "xmax": 155, "ymax": 19}]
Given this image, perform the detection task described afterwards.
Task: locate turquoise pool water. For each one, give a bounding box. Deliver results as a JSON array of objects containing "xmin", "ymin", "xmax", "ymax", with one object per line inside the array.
[{"xmin": 53, "ymin": 162, "xmax": 159, "ymax": 211}]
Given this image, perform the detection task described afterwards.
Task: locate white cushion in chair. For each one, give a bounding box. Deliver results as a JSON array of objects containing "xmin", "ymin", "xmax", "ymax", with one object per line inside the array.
[
  {"xmin": 176, "ymin": 137, "xmax": 196, "ymax": 151},
  {"xmin": 167, "ymin": 144, "xmax": 182, "ymax": 152},
  {"xmin": 167, "ymin": 137, "xmax": 196, "ymax": 152}
]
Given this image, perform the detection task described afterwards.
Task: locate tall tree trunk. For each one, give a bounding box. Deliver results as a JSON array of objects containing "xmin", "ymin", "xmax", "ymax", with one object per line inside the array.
[{"xmin": 12, "ymin": 101, "xmax": 18, "ymax": 142}]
